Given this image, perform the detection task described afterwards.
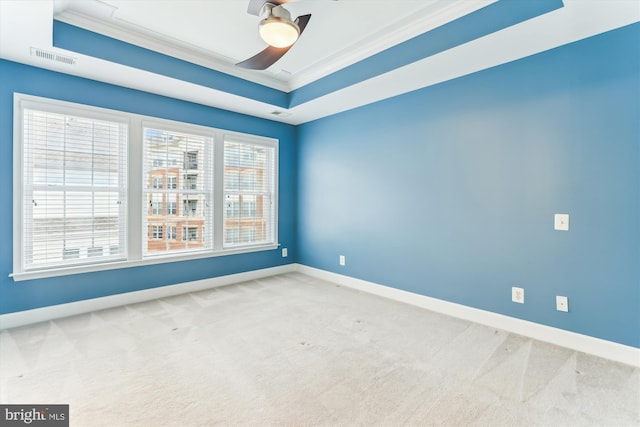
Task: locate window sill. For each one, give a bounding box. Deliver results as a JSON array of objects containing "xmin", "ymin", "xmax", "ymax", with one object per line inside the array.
[{"xmin": 10, "ymin": 244, "xmax": 279, "ymax": 282}]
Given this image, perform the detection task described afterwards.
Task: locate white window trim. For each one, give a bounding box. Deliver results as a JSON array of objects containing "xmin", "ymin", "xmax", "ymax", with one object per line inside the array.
[
  {"xmin": 12, "ymin": 94, "xmax": 279, "ymax": 282},
  {"xmin": 222, "ymin": 134, "xmax": 278, "ymax": 250}
]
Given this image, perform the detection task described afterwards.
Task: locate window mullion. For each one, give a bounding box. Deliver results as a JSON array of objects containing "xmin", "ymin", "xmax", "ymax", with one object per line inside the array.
[
  {"xmin": 12, "ymin": 94, "xmax": 278, "ymax": 281},
  {"xmin": 128, "ymin": 119, "xmax": 143, "ymax": 261},
  {"xmin": 213, "ymin": 132, "xmax": 225, "ymax": 251}
]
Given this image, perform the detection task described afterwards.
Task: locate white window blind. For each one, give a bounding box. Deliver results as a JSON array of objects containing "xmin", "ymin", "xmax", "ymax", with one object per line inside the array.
[
  {"xmin": 21, "ymin": 108, "xmax": 127, "ymax": 270},
  {"xmin": 13, "ymin": 95, "xmax": 278, "ymax": 281},
  {"xmin": 142, "ymin": 127, "xmax": 213, "ymax": 256},
  {"xmin": 223, "ymin": 139, "xmax": 276, "ymax": 248}
]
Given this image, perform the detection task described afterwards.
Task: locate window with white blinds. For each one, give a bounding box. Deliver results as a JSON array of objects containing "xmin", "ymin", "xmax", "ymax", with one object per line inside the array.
[
  {"xmin": 224, "ymin": 139, "xmax": 276, "ymax": 248},
  {"xmin": 13, "ymin": 94, "xmax": 278, "ymax": 280},
  {"xmin": 143, "ymin": 127, "xmax": 213, "ymax": 256},
  {"xmin": 19, "ymin": 106, "xmax": 128, "ymax": 271}
]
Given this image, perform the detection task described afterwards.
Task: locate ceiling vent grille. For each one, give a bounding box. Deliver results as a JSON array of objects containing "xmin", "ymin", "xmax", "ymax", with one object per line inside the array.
[
  {"xmin": 269, "ymin": 110, "xmax": 291, "ymax": 117},
  {"xmin": 30, "ymin": 47, "xmax": 76, "ymax": 65}
]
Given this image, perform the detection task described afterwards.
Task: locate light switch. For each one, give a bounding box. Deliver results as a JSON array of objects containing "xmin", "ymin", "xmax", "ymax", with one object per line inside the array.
[{"xmin": 554, "ymin": 214, "xmax": 569, "ymax": 231}]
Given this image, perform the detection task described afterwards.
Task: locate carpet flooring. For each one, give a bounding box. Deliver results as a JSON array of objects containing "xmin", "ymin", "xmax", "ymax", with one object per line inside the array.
[{"xmin": 1, "ymin": 272, "xmax": 638, "ymax": 426}]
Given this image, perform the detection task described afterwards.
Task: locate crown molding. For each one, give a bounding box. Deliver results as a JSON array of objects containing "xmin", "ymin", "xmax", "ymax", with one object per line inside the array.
[
  {"xmin": 54, "ymin": 8, "xmax": 292, "ymax": 92},
  {"xmin": 286, "ymin": 0, "xmax": 496, "ymax": 91},
  {"xmin": 54, "ymin": 0, "xmax": 496, "ymax": 95}
]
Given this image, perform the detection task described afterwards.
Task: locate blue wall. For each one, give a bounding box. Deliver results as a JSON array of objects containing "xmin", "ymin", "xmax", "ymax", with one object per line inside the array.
[
  {"xmin": 1, "ymin": 22, "xmax": 638, "ymax": 349},
  {"xmin": 0, "ymin": 60, "xmax": 297, "ymax": 314},
  {"xmin": 297, "ymin": 24, "xmax": 640, "ymax": 348}
]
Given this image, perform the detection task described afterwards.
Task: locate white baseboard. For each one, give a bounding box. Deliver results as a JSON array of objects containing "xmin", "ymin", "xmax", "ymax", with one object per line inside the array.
[
  {"xmin": 2, "ymin": 262, "xmax": 637, "ymax": 368},
  {"xmin": 0, "ymin": 264, "xmax": 296, "ymax": 330},
  {"xmin": 296, "ymin": 264, "xmax": 640, "ymax": 368}
]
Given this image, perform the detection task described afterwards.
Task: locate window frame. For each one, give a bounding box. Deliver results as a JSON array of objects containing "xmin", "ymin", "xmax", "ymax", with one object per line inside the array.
[
  {"xmin": 167, "ymin": 225, "xmax": 177, "ymax": 240},
  {"xmin": 152, "ymin": 176, "xmax": 163, "ymax": 189},
  {"xmin": 222, "ymin": 136, "xmax": 277, "ymax": 249},
  {"xmin": 151, "ymin": 225, "xmax": 163, "ymax": 240},
  {"xmin": 12, "ymin": 94, "xmax": 279, "ymax": 281},
  {"xmin": 167, "ymin": 175, "xmax": 177, "ymax": 189},
  {"xmin": 141, "ymin": 122, "xmax": 214, "ymax": 257}
]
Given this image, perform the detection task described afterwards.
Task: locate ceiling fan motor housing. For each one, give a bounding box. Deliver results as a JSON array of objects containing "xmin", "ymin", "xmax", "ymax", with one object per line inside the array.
[{"xmin": 261, "ymin": 3, "xmax": 292, "ymax": 20}]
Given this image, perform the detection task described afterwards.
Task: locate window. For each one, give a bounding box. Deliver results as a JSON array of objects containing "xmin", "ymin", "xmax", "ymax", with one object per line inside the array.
[
  {"xmin": 88, "ymin": 247, "xmax": 103, "ymax": 257},
  {"xmin": 223, "ymin": 139, "xmax": 276, "ymax": 248},
  {"xmin": 143, "ymin": 127, "xmax": 212, "ymax": 256},
  {"xmin": 184, "ymin": 151, "xmax": 198, "ymax": 170},
  {"xmin": 13, "ymin": 94, "xmax": 277, "ymax": 280},
  {"xmin": 182, "ymin": 226, "xmax": 198, "ymax": 242},
  {"xmin": 242, "ymin": 197, "xmax": 257, "ymax": 218},
  {"xmin": 167, "ymin": 201, "xmax": 177, "ymax": 216},
  {"xmin": 151, "ymin": 225, "xmax": 163, "ymax": 239},
  {"xmin": 167, "ymin": 175, "xmax": 177, "ymax": 189},
  {"xmin": 225, "ymin": 195, "xmax": 239, "ymax": 218},
  {"xmin": 63, "ymin": 248, "xmax": 80, "ymax": 260},
  {"xmin": 15, "ymin": 97, "xmax": 127, "ymax": 273},
  {"xmin": 183, "ymin": 199, "xmax": 198, "ymax": 216},
  {"xmin": 184, "ymin": 174, "xmax": 198, "ymax": 190},
  {"xmin": 152, "ymin": 176, "xmax": 163, "ymax": 189},
  {"xmin": 151, "ymin": 195, "xmax": 163, "ymax": 216}
]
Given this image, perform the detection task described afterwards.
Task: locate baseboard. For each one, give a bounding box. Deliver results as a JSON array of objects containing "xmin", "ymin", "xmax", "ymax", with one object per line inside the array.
[
  {"xmin": 2, "ymin": 262, "xmax": 637, "ymax": 368},
  {"xmin": 296, "ymin": 264, "xmax": 640, "ymax": 368},
  {"xmin": 0, "ymin": 264, "xmax": 297, "ymax": 330}
]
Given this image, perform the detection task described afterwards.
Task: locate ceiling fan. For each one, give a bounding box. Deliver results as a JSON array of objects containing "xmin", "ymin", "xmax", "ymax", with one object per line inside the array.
[{"xmin": 236, "ymin": 0, "xmax": 312, "ymax": 70}]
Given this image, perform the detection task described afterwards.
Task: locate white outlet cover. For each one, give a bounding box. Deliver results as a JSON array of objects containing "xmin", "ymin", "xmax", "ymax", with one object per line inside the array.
[
  {"xmin": 512, "ymin": 287, "xmax": 524, "ymax": 304},
  {"xmin": 339, "ymin": 255, "xmax": 345, "ymax": 266},
  {"xmin": 556, "ymin": 295, "xmax": 569, "ymax": 312},
  {"xmin": 554, "ymin": 213, "xmax": 569, "ymax": 231},
  {"xmin": 282, "ymin": 248, "xmax": 288, "ymax": 257}
]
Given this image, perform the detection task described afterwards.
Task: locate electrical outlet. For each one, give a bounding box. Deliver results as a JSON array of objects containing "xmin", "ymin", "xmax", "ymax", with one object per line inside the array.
[
  {"xmin": 281, "ymin": 248, "xmax": 288, "ymax": 257},
  {"xmin": 556, "ymin": 296, "xmax": 569, "ymax": 312},
  {"xmin": 554, "ymin": 213, "xmax": 569, "ymax": 231},
  {"xmin": 512, "ymin": 287, "xmax": 524, "ymax": 304},
  {"xmin": 339, "ymin": 255, "xmax": 345, "ymax": 266}
]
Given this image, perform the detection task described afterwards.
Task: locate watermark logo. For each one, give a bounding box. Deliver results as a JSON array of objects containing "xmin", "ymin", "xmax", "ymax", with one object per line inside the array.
[{"xmin": 1, "ymin": 405, "xmax": 68, "ymax": 426}]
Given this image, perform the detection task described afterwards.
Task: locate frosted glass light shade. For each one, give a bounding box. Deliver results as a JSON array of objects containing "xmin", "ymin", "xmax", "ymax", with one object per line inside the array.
[{"xmin": 259, "ymin": 18, "xmax": 300, "ymax": 48}]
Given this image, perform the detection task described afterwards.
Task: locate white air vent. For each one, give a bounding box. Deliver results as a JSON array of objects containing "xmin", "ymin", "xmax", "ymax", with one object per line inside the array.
[
  {"xmin": 30, "ymin": 47, "xmax": 76, "ymax": 65},
  {"xmin": 269, "ymin": 110, "xmax": 291, "ymax": 117}
]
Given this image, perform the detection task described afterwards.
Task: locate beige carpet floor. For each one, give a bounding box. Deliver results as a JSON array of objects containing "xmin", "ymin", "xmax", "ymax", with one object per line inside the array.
[{"xmin": 1, "ymin": 272, "xmax": 638, "ymax": 426}]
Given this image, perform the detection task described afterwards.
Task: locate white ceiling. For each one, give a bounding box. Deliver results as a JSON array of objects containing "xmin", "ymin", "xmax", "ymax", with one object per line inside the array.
[
  {"xmin": 52, "ymin": 0, "xmax": 492, "ymax": 91},
  {"xmin": 1, "ymin": 0, "xmax": 639, "ymax": 125}
]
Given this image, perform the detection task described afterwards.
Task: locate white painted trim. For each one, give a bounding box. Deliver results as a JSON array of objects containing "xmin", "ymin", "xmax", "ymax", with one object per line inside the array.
[
  {"xmin": 10, "ymin": 94, "xmax": 281, "ymax": 282},
  {"xmin": 287, "ymin": 0, "xmax": 496, "ymax": 91},
  {"xmin": 3, "ymin": 0, "xmax": 638, "ymax": 125},
  {"xmin": 296, "ymin": 265, "xmax": 640, "ymax": 368},
  {"xmin": 53, "ymin": 0, "xmax": 496, "ymax": 93},
  {"xmin": 3, "ymin": 261, "xmax": 637, "ymax": 368},
  {"xmin": 0, "ymin": 264, "xmax": 296, "ymax": 330},
  {"xmin": 53, "ymin": 9, "xmax": 292, "ymax": 92}
]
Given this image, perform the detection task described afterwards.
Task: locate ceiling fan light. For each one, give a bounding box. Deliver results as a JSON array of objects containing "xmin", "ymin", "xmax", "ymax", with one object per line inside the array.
[{"xmin": 259, "ymin": 17, "xmax": 300, "ymax": 48}]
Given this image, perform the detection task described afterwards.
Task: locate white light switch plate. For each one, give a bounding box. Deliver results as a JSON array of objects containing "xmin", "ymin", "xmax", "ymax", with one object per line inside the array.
[{"xmin": 554, "ymin": 214, "xmax": 569, "ymax": 231}]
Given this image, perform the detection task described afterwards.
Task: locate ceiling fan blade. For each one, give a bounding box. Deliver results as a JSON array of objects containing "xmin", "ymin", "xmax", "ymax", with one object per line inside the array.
[
  {"xmin": 296, "ymin": 14, "xmax": 311, "ymax": 34},
  {"xmin": 247, "ymin": 0, "xmax": 290, "ymax": 16},
  {"xmin": 236, "ymin": 46, "xmax": 291, "ymax": 70}
]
